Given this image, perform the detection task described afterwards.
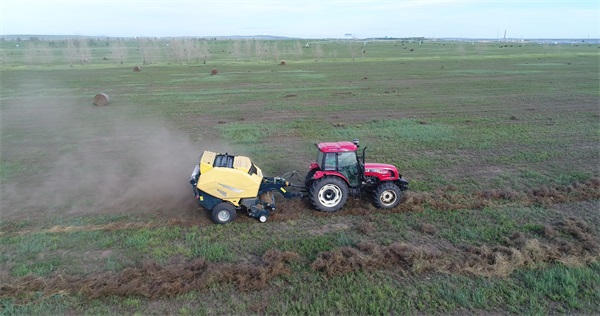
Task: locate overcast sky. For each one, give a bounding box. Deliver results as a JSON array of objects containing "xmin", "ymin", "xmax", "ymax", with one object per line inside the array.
[{"xmin": 1, "ymin": 0, "xmax": 598, "ymax": 39}]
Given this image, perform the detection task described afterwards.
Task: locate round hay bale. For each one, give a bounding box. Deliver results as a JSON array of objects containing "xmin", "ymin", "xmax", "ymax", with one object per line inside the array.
[
  {"xmin": 280, "ymin": 60, "xmax": 286, "ymax": 66},
  {"xmin": 210, "ymin": 68, "xmax": 218, "ymax": 75},
  {"xmin": 93, "ymin": 93, "xmax": 110, "ymax": 106},
  {"xmin": 133, "ymin": 66, "xmax": 141, "ymax": 72}
]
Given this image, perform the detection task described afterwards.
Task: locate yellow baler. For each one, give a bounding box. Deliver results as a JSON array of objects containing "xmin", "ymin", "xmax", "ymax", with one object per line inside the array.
[{"xmin": 192, "ymin": 151, "xmax": 301, "ymax": 224}]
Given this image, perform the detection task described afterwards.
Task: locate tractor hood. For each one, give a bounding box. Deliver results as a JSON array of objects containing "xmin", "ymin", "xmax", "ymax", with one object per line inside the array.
[{"xmin": 364, "ymin": 163, "xmax": 400, "ymax": 180}]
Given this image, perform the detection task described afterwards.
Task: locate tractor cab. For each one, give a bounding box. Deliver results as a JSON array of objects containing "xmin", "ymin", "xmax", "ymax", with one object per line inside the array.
[{"xmin": 313, "ymin": 140, "xmax": 363, "ymax": 187}]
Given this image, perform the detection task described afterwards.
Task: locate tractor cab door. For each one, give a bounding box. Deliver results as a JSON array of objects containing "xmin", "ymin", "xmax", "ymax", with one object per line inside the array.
[
  {"xmin": 337, "ymin": 151, "xmax": 361, "ymax": 187},
  {"xmin": 319, "ymin": 151, "xmax": 361, "ymax": 187}
]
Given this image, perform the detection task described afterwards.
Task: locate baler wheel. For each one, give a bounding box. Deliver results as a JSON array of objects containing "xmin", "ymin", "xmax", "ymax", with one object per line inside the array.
[{"xmin": 211, "ymin": 202, "xmax": 237, "ymax": 224}]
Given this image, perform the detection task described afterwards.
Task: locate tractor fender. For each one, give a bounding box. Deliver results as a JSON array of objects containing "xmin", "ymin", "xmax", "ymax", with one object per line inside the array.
[
  {"xmin": 395, "ymin": 177, "xmax": 409, "ymax": 191},
  {"xmin": 312, "ymin": 171, "xmax": 350, "ymax": 186}
]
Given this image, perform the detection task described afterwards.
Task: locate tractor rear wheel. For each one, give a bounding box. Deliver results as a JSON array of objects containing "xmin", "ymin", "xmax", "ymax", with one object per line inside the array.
[
  {"xmin": 373, "ymin": 182, "xmax": 402, "ymax": 209},
  {"xmin": 304, "ymin": 169, "xmax": 317, "ymax": 195},
  {"xmin": 211, "ymin": 202, "xmax": 237, "ymax": 224},
  {"xmin": 310, "ymin": 176, "xmax": 348, "ymax": 212}
]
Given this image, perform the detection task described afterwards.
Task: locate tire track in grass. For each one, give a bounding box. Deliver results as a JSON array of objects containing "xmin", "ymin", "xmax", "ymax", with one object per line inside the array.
[
  {"xmin": 2, "ymin": 178, "xmax": 598, "ymax": 237},
  {"xmin": 1, "ymin": 217, "xmax": 597, "ymax": 303}
]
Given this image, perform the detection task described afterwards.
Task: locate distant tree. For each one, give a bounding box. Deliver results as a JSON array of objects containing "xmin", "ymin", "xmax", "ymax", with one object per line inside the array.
[
  {"xmin": 243, "ymin": 40, "xmax": 253, "ymax": 59},
  {"xmin": 293, "ymin": 41, "xmax": 303, "ymax": 59},
  {"xmin": 168, "ymin": 38, "xmax": 186, "ymax": 64},
  {"xmin": 348, "ymin": 41, "xmax": 359, "ymax": 61},
  {"xmin": 25, "ymin": 42, "xmax": 39, "ymax": 65},
  {"xmin": 110, "ymin": 39, "xmax": 128, "ymax": 64},
  {"xmin": 64, "ymin": 37, "xmax": 91, "ymax": 65},
  {"xmin": 254, "ymin": 40, "xmax": 266, "ymax": 60},
  {"xmin": 64, "ymin": 39, "xmax": 78, "ymax": 64},
  {"xmin": 313, "ymin": 43, "xmax": 323, "ymax": 61},
  {"xmin": 271, "ymin": 42, "xmax": 280, "ymax": 61},
  {"xmin": 230, "ymin": 40, "xmax": 242, "ymax": 61},
  {"xmin": 183, "ymin": 39, "xmax": 197, "ymax": 63},
  {"xmin": 38, "ymin": 41, "xmax": 54, "ymax": 64},
  {"xmin": 261, "ymin": 42, "xmax": 272, "ymax": 61},
  {"xmin": 138, "ymin": 38, "xmax": 159, "ymax": 64},
  {"xmin": 198, "ymin": 40, "xmax": 210, "ymax": 63}
]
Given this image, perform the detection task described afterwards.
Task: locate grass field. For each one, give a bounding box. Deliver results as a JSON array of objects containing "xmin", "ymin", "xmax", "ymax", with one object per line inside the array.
[{"xmin": 1, "ymin": 38, "xmax": 599, "ymax": 315}]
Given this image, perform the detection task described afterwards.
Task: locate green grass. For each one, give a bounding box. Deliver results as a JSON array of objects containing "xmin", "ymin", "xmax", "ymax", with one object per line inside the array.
[
  {"xmin": 1, "ymin": 39, "xmax": 599, "ymax": 315},
  {"xmin": 1, "ymin": 263, "xmax": 598, "ymax": 315}
]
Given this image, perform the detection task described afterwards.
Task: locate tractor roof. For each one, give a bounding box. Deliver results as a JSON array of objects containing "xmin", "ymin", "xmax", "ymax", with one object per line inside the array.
[{"xmin": 316, "ymin": 141, "xmax": 358, "ymax": 153}]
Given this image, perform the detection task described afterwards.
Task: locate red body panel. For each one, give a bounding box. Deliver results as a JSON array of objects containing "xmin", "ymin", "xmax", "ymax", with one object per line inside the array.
[
  {"xmin": 312, "ymin": 170, "xmax": 350, "ymax": 184},
  {"xmin": 364, "ymin": 163, "xmax": 400, "ymax": 181},
  {"xmin": 317, "ymin": 142, "xmax": 357, "ymax": 153}
]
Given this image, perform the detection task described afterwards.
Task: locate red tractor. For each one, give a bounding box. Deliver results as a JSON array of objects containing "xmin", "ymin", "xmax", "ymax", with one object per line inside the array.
[{"xmin": 305, "ymin": 139, "xmax": 408, "ymax": 212}]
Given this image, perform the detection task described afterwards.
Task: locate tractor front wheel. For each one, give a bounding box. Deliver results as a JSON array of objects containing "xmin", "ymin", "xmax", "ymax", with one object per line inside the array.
[
  {"xmin": 211, "ymin": 202, "xmax": 237, "ymax": 224},
  {"xmin": 310, "ymin": 176, "xmax": 349, "ymax": 212},
  {"xmin": 373, "ymin": 182, "xmax": 402, "ymax": 209}
]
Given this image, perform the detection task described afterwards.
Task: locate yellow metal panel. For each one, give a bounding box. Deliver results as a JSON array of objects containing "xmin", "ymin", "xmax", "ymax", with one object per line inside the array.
[
  {"xmin": 233, "ymin": 156, "xmax": 252, "ymax": 172},
  {"xmin": 195, "ymin": 151, "xmax": 264, "ymax": 207},
  {"xmin": 197, "ymin": 166, "xmax": 262, "ymax": 202},
  {"xmin": 199, "ymin": 151, "xmax": 216, "ymax": 174}
]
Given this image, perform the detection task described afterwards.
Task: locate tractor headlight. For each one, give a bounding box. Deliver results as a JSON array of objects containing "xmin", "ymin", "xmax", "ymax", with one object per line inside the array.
[{"xmin": 367, "ymin": 168, "xmax": 390, "ymax": 175}]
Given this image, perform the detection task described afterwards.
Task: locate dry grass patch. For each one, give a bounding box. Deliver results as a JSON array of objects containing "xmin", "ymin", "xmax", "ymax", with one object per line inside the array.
[
  {"xmin": 312, "ymin": 218, "xmax": 600, "ymax": 278},
  {"xmin": 0, "ymin": 250, "xmax": 300, "ymax": 302}
]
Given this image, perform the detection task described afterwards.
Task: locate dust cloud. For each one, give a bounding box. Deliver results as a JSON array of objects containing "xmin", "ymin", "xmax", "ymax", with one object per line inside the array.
[
  {"xmin": 1, "ymin": 78, "xmax": 231, "ymax": 219},
  {"xmin": 31, "ymin": 119, "xmax": 201, "ymax": 216}
]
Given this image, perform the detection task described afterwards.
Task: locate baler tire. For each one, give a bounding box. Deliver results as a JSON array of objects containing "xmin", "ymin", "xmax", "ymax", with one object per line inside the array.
[
  {"xmin": 309, "ymin": 176, "xmax": 348, "ymax": 212},
  {"xmin": 211, "ymin": 202, "xmax": 237, "ymax": 224},
  {"xmin": 373, "ymin": 182, "xmax": 402, "ymax": 209}
]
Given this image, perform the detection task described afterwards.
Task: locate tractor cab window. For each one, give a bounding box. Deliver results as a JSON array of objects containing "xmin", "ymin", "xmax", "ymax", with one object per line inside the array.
[
  {"xmin": 317, "ymin": 151, "xmax": 337, "ymax": 171},
  {"xmin": 323, "ymin": 153, "xmax": 336, "ymax": 170},
  {"xmin": 317, "ymin": 151, "xmax": 324, "ymax": 169},
  {"xmin": 338, "ymin": 151, "xmax": 361, "ymax": 187},
  {"xmin": 338, "ymin": 152, "xmax": 357, "ymax": 169}
]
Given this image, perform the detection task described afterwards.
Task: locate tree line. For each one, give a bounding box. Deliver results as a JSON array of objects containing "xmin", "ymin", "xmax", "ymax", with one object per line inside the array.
[{"xmin": 4, "ymin": 37, "xmax": 368, "ymax": 66}]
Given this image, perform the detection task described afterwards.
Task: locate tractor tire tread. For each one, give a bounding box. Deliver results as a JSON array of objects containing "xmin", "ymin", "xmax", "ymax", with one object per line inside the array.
[
  {"xmin": 373, "ymin": 182, "xmax": 402, "ymax": 209},
  {"xmin": 309, "ymin": 176, "xmax": 349, "ymax": 212}
]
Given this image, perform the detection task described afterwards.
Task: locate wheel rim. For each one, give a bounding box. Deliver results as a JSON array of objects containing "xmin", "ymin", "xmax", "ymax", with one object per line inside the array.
[
  {"xmin": 379, "ymin": 190, "xmax": 398, "ymax": 206},
  {"xmin": 318, "ymin": 184, "xmax": 343, "ymax": 207},
  {"xmin": 217, "ymin": 210, "xmax": 230, "ymax": 222},
  {"xmin": 259, "ymin": 215, "xmax": 267, "ymax": 223}
]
